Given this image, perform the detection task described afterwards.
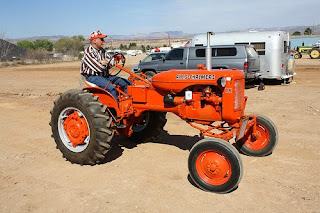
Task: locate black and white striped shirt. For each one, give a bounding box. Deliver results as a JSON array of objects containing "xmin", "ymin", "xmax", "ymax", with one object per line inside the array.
[{"xmin": 80, "ymin": 45, "xmax": 112, "ymax": 77}]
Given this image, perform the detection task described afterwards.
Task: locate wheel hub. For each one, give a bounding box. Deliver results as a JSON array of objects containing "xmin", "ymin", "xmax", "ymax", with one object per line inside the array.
[
  {"xmin": 207, "ymin": 160, "xmax": 220, "ymax": 174},
  {"xmin": 196, "ymin": 151, "xmax": 231, "ymax": 185},
  {"xmin": 63, "ymin": 111, "xmax": 89, "ymax": 147},
  {"xmin": 244, "ymin": 124, "xmax": 269, "ymax": 150}
]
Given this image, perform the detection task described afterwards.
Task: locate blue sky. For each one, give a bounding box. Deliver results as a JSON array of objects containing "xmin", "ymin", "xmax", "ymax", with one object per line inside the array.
[{"xmin": 1, "ymin": 0, "xmax": 319, "ymax": 39}]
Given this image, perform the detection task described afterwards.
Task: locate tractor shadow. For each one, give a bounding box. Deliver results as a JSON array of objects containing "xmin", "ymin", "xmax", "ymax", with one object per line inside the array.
[{"xmin": 100, "ymin": 131, "xmax": 201, "ymax": 164}]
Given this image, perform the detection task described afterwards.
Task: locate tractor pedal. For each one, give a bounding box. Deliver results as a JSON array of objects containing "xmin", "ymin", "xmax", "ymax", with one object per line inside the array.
[{"xmin": 112, "ymin": 122, "xmax": 126, "ymax": 129}]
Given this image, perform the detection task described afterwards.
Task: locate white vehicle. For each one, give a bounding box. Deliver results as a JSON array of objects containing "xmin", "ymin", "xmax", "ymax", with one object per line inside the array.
[
  {"xmin": 126, "ymin": 50, "xmax": 137, "ymax": 56},
  {"xmin": 191, "ymin": 31, "xmax": 295, "ymax": 80}
]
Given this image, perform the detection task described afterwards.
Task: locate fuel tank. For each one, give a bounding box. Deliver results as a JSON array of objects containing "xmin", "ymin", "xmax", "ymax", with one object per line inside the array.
[{"xmin": 151, "ymin": 68, "xmax": 245, "ymax": 93}]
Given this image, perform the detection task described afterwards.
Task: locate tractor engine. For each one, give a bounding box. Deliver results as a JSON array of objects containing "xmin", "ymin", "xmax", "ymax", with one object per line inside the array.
[{"xmin": 151, "ymin": 68, "xmax": 246, "ymax": 125}]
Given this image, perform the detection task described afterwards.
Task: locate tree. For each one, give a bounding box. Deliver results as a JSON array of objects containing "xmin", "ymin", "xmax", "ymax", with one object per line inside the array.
[
  {"xmin": 0, "ymin": 32, "xmax": 13, "ymax": 61},
  {"xmin": 304, "ymin": 28, "xmax": 312, "ymax": 35},
  {"xmin": 33, "ymin": 39, "xmax": 53, "ymax": 51},
  {"xmin": 141, "ymin": 45, "xmax": 146, "ymax": 53},
  {"xmin": 72, "ymin": 35, "xmax": 85, "ymax": 42},
  {"xmin": 129, "ymin": 42, "xmax": 137, "ymax": 50},
  {"xmin": 17, "ymin": 40, "xmax": 35, "ymax": 50},
  {"xmin": 54, "ymin": 36, "xmax": 84, "ymax": 56},
  {"xmin": 292, "ymin": 31, "xmax": 301, "ymax": 36}
]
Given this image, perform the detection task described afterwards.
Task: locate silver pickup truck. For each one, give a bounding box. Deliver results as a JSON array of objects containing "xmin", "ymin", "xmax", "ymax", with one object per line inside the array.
[{"xmin": 137, "ymin": 45, "xmax": 260, "ymax": 80}]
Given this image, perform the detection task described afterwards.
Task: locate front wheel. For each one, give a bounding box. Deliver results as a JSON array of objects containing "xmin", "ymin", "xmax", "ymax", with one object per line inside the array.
[
  {"xmin": 188, "ymin": 138, "xmax": 243, "ymax": 193},
  {"xmin": 237, "ymin": 114, "xmax": 278, "ymax": 157},
  {"xmin": 294, "ymin": 53, "xmax": 301, "ymax": 59}
]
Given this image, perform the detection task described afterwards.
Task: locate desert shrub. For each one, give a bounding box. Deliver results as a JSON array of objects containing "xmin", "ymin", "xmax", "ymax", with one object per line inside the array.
[{"xmin": 26, "ymin": 49, "xmax": 51, "ymax": 62}]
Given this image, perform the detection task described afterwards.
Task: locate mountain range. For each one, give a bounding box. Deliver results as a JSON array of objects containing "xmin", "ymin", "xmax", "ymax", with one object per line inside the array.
[{"xmin": 8, "ymin": 24, "xmax": 320, "ymax": 42}]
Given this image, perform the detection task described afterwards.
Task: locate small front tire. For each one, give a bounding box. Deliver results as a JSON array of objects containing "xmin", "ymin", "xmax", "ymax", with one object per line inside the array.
[
  {"xmin": 237, "ymin": 114, "xmax": 278, "ymax": 157},
  {"xmin": 188, "ymin": 138, "xmax": 243, "ymax": 193}
]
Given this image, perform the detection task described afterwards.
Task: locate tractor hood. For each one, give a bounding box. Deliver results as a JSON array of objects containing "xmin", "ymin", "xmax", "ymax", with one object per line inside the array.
[{"xmin": 151, "ymin": 68, "xmax": 245, "ymax": 93}]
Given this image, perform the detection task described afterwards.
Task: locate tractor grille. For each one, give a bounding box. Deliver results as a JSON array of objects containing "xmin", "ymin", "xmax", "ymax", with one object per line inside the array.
[{"xmin": 234, "ymin": 79, "xmax": 244, "ymax": 111}]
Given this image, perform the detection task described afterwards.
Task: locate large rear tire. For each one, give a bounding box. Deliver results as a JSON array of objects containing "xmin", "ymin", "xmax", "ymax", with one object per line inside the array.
[
  {"xmin": 50, "ymin": 89, "xmax": 114, "ymax": 165},
  {"xmin": 130, "ymin": 111, "xmax": 167, "ymax": 143},
  {"xmin": 237, "ymin": 114, "xmax": 278, "ymax": 157},
  {"xmin": 188, "ymin": 138, "xmax": 243, "ymax": 193},
  {"xmin": 310, "ymin": 49, "xmax": 320, "ymax": 59}
]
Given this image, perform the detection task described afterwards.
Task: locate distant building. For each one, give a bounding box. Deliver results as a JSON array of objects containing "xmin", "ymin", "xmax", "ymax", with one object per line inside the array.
[{"xmin": 0, "ymin": 39, "xmax": 26, "ymax": 61}]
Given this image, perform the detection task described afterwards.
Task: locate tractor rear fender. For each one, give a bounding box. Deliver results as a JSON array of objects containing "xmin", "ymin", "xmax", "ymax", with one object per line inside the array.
[{"xmin": 83, "ymin": 87, "xmax": 119, "ymax": 111}]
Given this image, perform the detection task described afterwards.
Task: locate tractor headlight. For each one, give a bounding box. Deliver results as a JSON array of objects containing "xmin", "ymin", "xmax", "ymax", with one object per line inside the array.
[{"xmin": 217, "ymin": 77, "xmax": 226, "ymax": 87}]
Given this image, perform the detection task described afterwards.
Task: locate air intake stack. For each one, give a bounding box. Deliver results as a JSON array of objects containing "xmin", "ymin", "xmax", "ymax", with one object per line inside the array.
[{"xmin": 206, "ymin": 32, "xmax": 213, "ymax": 71}]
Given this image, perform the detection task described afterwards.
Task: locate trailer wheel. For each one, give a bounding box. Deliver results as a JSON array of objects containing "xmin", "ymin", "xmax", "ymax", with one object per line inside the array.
[
  {"xmin": 50, "ymin": 89, "xmax": 114, "ymax": 165},
  {"xmin": 130, "ymin": 111, "xmax": 167, "ymax": 143},
  {"xmin": 188, "ymin": 138, "xmax": 243, "ymax": 193},
  {"xmin": 237, "ymin": 114, "xmax": 278, "ymax": 157},
  {"xmin": 310, "ymin": 49, "xmax": 320, "ymax": 59}
]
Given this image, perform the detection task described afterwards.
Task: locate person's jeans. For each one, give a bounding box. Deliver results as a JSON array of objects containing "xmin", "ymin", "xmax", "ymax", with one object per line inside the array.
[{"xmin": 87, "ymin": 75, "xmax": 131, "ymax": 102}]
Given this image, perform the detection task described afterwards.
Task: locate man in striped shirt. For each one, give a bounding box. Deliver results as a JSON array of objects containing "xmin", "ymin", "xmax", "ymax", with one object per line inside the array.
[{"xmin": 80, "ymin": 30, "xmax": 131, "ymax": 102}]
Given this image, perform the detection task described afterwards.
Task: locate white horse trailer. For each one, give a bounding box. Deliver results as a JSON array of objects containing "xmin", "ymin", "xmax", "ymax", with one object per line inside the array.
[{"xmin": 191, "ymin": 31, "xmax": 296, "ymax": 80}]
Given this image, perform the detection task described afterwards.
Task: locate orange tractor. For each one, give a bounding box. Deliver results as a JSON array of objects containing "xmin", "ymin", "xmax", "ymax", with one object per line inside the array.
[{"xmin": 50, "ymin": 39, "xmax": 278, "ymax": 193}]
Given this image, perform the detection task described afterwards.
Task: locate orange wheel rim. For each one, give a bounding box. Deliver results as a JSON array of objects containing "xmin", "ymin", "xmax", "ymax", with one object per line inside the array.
[
  {"xmin": 244, "ymin": 123, "xmax": 270, "ymax": 150},
  {"xmin": 63, "ymin": 111, "xmax": 89, "ymax": 147},
  {"xmin": 196, "ymin": 150, "xmax": 232, "ymax": 185}
]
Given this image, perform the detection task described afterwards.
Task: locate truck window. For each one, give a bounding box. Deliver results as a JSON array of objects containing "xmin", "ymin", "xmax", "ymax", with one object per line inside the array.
[
  {"xmin": 195, "ymin": 49, "xmax": 215, "ymax": 57},
  {"xmin": 246, "ymin": 47, "xmax": 259, "ymax": 58},
  {"xmin": 166, "ymin": 49, "xmax": 183, "ymax": 60},
  {"xmin": 250, "ymin": 42, "xmax": 265, "ymax": 55},
  {"xmin": 216, "ymin": 48, "xmax": 237, "ymax": 57}
]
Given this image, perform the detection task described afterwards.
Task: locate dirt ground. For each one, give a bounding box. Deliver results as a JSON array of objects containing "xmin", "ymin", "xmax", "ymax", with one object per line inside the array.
[{"xmin": 0, "ymin": 55, "xmax": 319, "ymax": 213}]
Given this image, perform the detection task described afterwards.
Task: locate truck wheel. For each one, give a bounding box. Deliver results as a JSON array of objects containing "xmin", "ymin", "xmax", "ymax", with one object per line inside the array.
[
  {"xmin": 50, "ymin": 89, "xmax": 114, "ymax": 165},
  {"xmin": 188, "ymin": 138, "xmax": 243, "ymax": 193},
  {"xmin": 310, "ymin": 49, "xmax": 320, "ymax": 59},
  {"xmin": 130, "ymin": 111, "xmax": 167, "ymax": 143},
  {"xmin": 237, "ymin": 114, "xmax": 278, "ymax": 157},
  {"xmin": 144, "ymin": 71, "xmax": 156, "ymax": 81}
]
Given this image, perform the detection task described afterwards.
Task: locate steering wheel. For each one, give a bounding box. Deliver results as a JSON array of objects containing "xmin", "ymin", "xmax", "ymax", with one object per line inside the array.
[{"xmin": 107, "ymin": 53, "xmax": 126, "ymax": 76}]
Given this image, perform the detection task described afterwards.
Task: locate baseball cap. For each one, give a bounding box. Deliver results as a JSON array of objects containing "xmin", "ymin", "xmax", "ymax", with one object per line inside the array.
[{"xmin": 90, "ymin": 30, "xmax": 107, "ymax": 41}]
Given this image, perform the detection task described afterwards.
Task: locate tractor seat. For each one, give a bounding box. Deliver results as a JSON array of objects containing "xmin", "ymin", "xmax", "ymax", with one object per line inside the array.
[
  {"xmin": 79, "ymin": 74, "xmax": 99, "ymax": 88},
  {"xmin": 84, "ymin": 80, "xmax": 99, "ymax": 88}
]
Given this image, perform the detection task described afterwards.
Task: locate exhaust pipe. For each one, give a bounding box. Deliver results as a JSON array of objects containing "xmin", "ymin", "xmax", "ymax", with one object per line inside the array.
[{"xmin": 206, "ymin": 32, "xmax": 213, "ymax": 71}]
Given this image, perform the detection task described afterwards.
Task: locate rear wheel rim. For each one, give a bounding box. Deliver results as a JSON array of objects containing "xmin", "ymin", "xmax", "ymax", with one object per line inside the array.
[
  {"xmin": 243, "ymin": 123, "xmax": 270, "ymax": 150},
  {"xmin": 58, "ymin": 107, "xmax": 90, "ymax": 152},
  {"xmin": 196, "ymin": 150, "xmax": 232, "ymax": 185},
  {"xmin": 311, "ymin": 50, "xmax": 319, "ymax": 58}
]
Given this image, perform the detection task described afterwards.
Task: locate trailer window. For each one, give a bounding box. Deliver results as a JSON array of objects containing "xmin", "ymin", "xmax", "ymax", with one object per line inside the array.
[
  {"xmin": 250, "ymin": 42, "xmax": 265, "ymax": 55},
  {"xmin": 235, "ymin": 42, "xmax": 249, "ymax": 45},
  {"xmin": 166, "ymin": 48, "xmax": 183, "ymax": 60},
  {"xmin": 216, "ymin": 48, "xmax": 237, "ymax": 57},
  {"xmin": 195, "ymin": 49, "xmax": 215, "ymax": 57}
]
